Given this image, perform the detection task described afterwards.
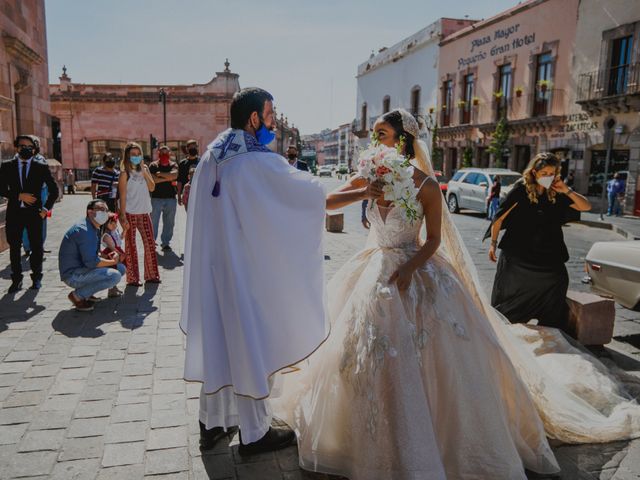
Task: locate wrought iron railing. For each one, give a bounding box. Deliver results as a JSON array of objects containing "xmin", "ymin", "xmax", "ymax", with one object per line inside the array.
[{"xmin": 577, "ymin": 63, "xmax": 640, "ymax": 102}]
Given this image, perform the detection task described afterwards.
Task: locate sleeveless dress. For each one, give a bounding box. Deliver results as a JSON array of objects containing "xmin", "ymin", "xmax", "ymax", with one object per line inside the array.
[{"xmin": 272, "ymin": 194, "xmax": 561, "ymax": 480}]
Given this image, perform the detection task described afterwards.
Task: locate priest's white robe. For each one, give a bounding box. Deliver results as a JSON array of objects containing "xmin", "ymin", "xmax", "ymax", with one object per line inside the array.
[{"xmin": 181, "ymin": 129, "xmax": 328, "ymax": 408}]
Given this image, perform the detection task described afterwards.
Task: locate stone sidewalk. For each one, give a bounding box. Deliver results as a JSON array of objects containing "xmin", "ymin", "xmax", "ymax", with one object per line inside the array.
[{"xmin": 0, "ymin": 189, "xmax": 638, "ymax": 479}]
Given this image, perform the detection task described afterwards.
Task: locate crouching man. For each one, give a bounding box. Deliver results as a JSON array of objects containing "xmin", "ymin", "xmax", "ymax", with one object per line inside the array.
[{"xmin": 59, "ymin": 199, "xmax": 125, "ymax": 311}]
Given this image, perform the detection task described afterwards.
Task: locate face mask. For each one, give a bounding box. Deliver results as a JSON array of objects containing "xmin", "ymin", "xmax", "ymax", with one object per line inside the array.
[
  {"xmin": 188, "ymin": 147, "xmax": 198, "ymax": 157},
  {"xmin": 130, "ymin": 155, "xmax": 143, "ymax": 166},
  {"xmin": 104, "ymin": 159, "xmax": 116, "ymax": 168},
  {"xmin": 159, "ymin": 154, "xmax": 170, "ymax": 165},
  {"xmin": 94, "ymin": 210, "xmax": 109, "ymax": 225},
  {"xmin": 255, "ymin": 118, "xmax": 276, "ymax": 145},
  {"xmin": 537, "ymin": 175, "xmax": 554, "ymax": 190},
  {"xmin": 18, "ymin": 146, "xmax": 34, "ymax": 160}
]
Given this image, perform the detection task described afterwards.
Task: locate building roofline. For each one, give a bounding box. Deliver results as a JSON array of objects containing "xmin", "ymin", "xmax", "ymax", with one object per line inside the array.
[{"xmin": 439, "ymin": 0, "xmax": 547, "ymax": 46}]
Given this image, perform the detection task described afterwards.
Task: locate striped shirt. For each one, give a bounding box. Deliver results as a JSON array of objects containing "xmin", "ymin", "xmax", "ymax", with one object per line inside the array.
[{"xmin": 91, "ymin": 167, "xmax": 120, "ymax": 199}]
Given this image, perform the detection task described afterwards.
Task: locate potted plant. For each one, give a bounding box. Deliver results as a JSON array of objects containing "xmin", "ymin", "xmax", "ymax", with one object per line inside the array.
[
  {"xmin": 472, "ymin": 97, "xmax": 480, "ymax": 107},
  {"xmin": 515, "ymin": 86, "xmax": 524, "ymax": 98},
  {"xmin": 537, "ymin": 79, "xmax": 552, "ymax": 92},
  {"xmin": 429, "ymin": 106, "xmax": 435, "ymax": 114},
  {"xmin": 492, "ymin": 90, "xmax": 504, "ymax": 100},
  {"xmin": 457, "ymin": 99, "xmax": 467, "ymax": 109}
]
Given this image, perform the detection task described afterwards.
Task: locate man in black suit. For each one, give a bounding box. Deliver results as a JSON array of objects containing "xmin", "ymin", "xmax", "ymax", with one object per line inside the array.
[{"xmin": 0, "ymin": 135, "xmax": 59, "ymax": 292}]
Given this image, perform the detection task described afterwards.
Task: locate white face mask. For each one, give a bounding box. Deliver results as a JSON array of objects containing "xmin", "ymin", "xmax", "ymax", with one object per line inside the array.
[
  {"xmin": 537, "ymin": 175, "xmax": 554, "ymax": 190},
  {"xmin": 94, "ymin": 210, "xmax": 109, "ymax": 225}
]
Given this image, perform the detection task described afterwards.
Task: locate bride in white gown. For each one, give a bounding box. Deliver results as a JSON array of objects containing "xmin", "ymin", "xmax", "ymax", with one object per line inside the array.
[{"xmin": 272, "ymin": 109, "xmax": 640, "ymax": 480}]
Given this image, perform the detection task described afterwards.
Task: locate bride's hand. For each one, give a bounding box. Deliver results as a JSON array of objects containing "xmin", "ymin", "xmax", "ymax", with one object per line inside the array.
[
  {"xmin": 389, "ymin": 263, "xmax": 414, "ymax": 291},
  {"xmin": 489, "ymin": 245, "xmax": 498, "ymax": 263}
]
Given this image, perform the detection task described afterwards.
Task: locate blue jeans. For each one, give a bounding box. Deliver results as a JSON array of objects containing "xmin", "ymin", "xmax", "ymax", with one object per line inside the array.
[
  {"xmin": 64, "ymin": 264, "xmax": 125, "ymax": 300},
  {"xmin": 151, "ymin": 197, "xmax": 177, "ymax": 246},
  {"xmin": 488, "ymin": 198, "xmax": 500, "ymax": 220},
  {"xmin": 607, "ymin": 192, "xmax": 621, "ymax": 216}
]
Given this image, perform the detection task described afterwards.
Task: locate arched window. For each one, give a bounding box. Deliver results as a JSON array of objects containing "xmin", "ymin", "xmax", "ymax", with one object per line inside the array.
[
  {"xmin": 411, "ymin": 86, "xmax": 421, "ymax": 115},
  {"xmin": 382, "ymin": 96, "xmax": 390, "ymax": 114},
  {"xmin": 361, "ymin": 103, "xmax": 368, "ymax": 130}
]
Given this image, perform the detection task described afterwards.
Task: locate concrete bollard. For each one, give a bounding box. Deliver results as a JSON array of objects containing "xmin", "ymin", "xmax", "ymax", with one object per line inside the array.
[
  {"xmin": 566, "ymin": 290, "xmax": 616, "ymax": 346},
  {"xmin": 325, "ymin": 212, "xmax": 344, "ymax": 233}
]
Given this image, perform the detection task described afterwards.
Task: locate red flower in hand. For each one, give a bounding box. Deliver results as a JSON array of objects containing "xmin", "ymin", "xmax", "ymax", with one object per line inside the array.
[{"xmin": 376, "ymin": 165, "xmax": 391, "ymax": 177}]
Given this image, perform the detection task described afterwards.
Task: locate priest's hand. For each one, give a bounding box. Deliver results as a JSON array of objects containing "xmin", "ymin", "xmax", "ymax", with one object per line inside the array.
[
  {"xmin": 364, "ymin": 180, "xmax": 385, "ymax": 201},
  {"xmin": 19, "ymin": 193, "xmax": 37, "ymax": 205}
]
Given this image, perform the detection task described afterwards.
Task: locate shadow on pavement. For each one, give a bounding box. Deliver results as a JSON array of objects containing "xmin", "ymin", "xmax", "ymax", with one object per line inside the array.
[
  {"xmin": 0, "ymin": 289, "xmax": 46, "ymax": 333},
  {"xmin": 52, "ymin": 283, "xmax": 159, "ymax": 337},
  {"xmin": 158, "ymin": 249, "xmax": 183, "ymax": 270}
]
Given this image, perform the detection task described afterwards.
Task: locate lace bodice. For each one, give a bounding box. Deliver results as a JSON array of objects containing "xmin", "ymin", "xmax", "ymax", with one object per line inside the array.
[{"xmin": 367, "ymin": 201, "xmax": 423, "ymax": 249}]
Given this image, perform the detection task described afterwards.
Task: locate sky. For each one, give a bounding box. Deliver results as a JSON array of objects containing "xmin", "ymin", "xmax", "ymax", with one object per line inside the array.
[{"xmin": 45, "ymin": 0, "xmax": 518, "ymax": 135}]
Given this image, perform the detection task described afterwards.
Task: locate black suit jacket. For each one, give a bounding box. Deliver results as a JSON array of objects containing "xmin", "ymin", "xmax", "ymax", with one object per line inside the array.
[{"xmin": 0, "ymin": 157, "xmax": 59, "ymax": 216}]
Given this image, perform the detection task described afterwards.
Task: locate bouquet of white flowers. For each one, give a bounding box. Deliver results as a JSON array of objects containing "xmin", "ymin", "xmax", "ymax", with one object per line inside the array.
[{"xmin": 357, "ymin": 140, "xmax": 420, "ymax": 223}]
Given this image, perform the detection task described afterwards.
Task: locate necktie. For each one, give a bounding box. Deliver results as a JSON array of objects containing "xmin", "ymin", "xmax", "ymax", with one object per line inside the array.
[{"xmin": 21, "ymin": 161, "xmax": 27, "ymax": 188}]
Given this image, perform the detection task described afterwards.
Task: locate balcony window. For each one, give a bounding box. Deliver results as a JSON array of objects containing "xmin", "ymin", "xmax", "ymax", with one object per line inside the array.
[
  {"xmin": 442, "ymin": 80, "xmax": 453, "ymax": 127},
  {"xmin": 533, "ymin": 52, "xmax": 552, "ymax": 117},
  {"xmin": 382, "ymin": 96, "xmax": 390, "ymax": 114},
  {"xmin": 411, "ymin": 87, "xmax": 421, "ymax": 116},
  {"xmin": 609, "ymin": 35, "xmax": 633, "ymax": 95},
  {"xmin": 361, "ymin": 103, "xmax": 368, "ymax": 131},
  {"xmin": 496, "ymin": 64, "xmax": 512, "ymax": 120},
  {"xmin": 461, "ymin": 74, "xmax": 473, "ymax": 124}
]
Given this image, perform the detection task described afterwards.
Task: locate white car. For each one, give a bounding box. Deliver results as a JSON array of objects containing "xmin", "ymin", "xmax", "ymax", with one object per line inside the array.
[
  {"xmin": 318, "ymin": 166, "xmax": 333, "ymax": 177},
  {"xmin": 584, "ymin": 240, "xmax": 640, "ymax": 310},
  {"xmin": 446, "ymin": 168, "xmax": 522, "ymax": 215}
]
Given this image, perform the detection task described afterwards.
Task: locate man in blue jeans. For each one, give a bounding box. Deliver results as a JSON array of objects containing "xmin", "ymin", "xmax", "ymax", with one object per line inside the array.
[
  {"xmin": 606, "ymin": 173, "xmax": 626, "ymax": 216},
  {"xmin": 149, "ymin": 145, "xmax": 178, "ymax": 251},
  {"xmin": 59, "ymin": 199, "xmax": 125, "ymax": 312}
]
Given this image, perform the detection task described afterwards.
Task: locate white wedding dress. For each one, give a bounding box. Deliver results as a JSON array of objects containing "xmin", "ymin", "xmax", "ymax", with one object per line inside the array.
[{"xmin": 272, "ymin": 197, "xmax": 562, "ymax": 479}]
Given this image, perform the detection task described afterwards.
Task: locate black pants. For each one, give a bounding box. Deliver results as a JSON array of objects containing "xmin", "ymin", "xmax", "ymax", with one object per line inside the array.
[{"xmin": 6, "ymin": 210, "xmax": 44, "ymax": 283}]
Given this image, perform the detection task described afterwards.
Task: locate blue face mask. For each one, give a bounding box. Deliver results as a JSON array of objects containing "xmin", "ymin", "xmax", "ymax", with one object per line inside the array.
[
  {"xmin": 130, "ymin": 155, "xmax": 143, "ymax": 166},
  {"xmin": 255, "ymin": 118, "xmax": 276, "ymax": 145}
]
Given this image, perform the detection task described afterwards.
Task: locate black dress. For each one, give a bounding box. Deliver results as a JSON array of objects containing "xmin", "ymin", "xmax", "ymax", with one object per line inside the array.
[{"xmin": 483, "ymin": 180, "xmax": 574, "ymax": 330}]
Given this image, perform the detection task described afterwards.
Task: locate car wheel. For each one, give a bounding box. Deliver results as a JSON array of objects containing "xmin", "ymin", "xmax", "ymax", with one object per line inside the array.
[{"xmin": 448, "ymin": 194, "xmax": 459, "ymax": 214}]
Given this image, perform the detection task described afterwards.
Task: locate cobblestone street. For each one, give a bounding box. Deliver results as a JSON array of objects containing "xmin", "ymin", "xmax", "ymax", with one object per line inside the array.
[{"xmin": 0, "ymin": 179, "xmax": 638, "ymax": 479}]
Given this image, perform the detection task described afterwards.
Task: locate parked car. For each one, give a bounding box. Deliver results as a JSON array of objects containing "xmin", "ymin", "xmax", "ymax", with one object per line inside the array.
[
  {"xmin": 446, "ymin": 168, "xmax": 522, "ymax": 215},
  {"xmin": 318, "ymin": 166, "xmax": 333, "ymax": 177},
  {"xmin": 583, "ymin": 240, "xmax": 640, "ymax": 310},
  {"xmin": 434, "ymin": 171, "xmax": 448, "ymax": 195}
]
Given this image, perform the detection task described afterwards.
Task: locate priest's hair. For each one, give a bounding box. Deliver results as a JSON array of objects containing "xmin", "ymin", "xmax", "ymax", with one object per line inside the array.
[{"xmin": 230, "ymin": 87, "xmax": 274, "ymax": 129}]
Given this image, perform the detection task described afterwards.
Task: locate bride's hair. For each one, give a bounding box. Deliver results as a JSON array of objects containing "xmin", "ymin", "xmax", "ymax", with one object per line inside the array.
[{"xmin": 380, "ymin": 110, "xmax": 416, "ymax": 158}]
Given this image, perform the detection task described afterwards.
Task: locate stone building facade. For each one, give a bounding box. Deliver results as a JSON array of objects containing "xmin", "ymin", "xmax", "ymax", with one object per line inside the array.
[
  {"xmin": 574, "ymin": 0, "xmax": 640, "ymax": 215},
  {"xmin": 437, "ymin": 0, "xmax": 582, "ymax": 180},
  {"xmin": 50, "ymin": 62, "xmax": 240, "ymax": 176}
]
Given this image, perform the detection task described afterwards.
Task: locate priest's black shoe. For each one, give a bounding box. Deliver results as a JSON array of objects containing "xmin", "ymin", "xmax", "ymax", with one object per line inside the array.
[
  {"xmin": 199, "ymin": 421, "xmax": 228, "ymax": 450},
  {"xmin": 238, "ymin": 427, "xmax": 295, "ymax": 455},
  {"xmin": 8, "ymin": 280, "xmax": 22, "ymax": 293}
]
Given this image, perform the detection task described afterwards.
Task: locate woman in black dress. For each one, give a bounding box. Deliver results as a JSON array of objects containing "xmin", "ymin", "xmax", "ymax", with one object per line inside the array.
[{"xmin": 485, "ymin": 152, "xmax": 591, "ymax": 330}]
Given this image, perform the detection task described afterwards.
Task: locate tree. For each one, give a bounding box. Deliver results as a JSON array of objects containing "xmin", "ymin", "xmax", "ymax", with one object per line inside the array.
[
  {"xmin": 426, "ymin": 113, "xmax": 444, "ymax": 171},
  {"xmin": 488, "ymin": 117, "xmax": 510, "ymax": 168},
  {"xmin": 462, "ymin": 146, "xmax": 473, "ymax": 168}
]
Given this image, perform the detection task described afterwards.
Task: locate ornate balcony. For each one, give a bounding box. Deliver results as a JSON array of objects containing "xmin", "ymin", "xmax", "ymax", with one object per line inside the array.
[{"xmin": 577, "ymin": 63, "xmax": 640, "ymax": 114}]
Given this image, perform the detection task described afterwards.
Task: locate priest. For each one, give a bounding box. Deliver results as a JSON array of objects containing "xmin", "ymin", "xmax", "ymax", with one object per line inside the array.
[{"xmin": 180, "ymin": 87, "xmax": 329, "ymax": 454}]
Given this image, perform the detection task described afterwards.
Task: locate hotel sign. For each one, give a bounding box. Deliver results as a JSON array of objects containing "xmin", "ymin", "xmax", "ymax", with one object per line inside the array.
[{"xmin": 458, "ymin": 24, "xmax": 537, "ymax": 69}]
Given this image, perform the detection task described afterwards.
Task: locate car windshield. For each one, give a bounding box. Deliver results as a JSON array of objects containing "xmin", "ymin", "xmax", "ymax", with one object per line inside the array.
[
  {"xmin": 436, "ymin": 175, "xmax": 448, "ymax": 183},
  {"xmin": 489, "ymin": 174, "xmax": 521, "ymax": 186}
]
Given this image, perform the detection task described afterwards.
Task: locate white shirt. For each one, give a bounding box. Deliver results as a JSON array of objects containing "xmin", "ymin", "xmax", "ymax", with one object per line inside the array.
[{"xmin": 125, "ymin": 170, "xmax": 152, "ymax": 215}]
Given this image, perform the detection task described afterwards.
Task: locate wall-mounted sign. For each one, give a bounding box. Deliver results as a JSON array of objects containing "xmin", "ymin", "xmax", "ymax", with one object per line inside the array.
[{"xmin": 459, "ymin": 23, "xmax": 537, "ymax": 69}]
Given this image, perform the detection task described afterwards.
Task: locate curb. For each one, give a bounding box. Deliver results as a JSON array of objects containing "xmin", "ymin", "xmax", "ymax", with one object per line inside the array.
[{"xmin": 576, "ymin": 220, "xmax": 640, "ymax": 240}]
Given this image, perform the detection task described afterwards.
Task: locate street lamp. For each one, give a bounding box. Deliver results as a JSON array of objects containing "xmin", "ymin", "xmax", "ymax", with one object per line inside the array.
[{"xmin": 159, "ymin": 88, "xmax": 167, "ymax": 145}]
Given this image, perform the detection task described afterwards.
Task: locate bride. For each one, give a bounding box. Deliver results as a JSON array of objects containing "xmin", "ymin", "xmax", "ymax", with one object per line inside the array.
[
  {"xmin": 272, "ymin": 108, "xmax": 640, "ymax": 479},
  {"xmin": 273, "ymin": 109, "xmax": 559, "ymax": 479}
]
